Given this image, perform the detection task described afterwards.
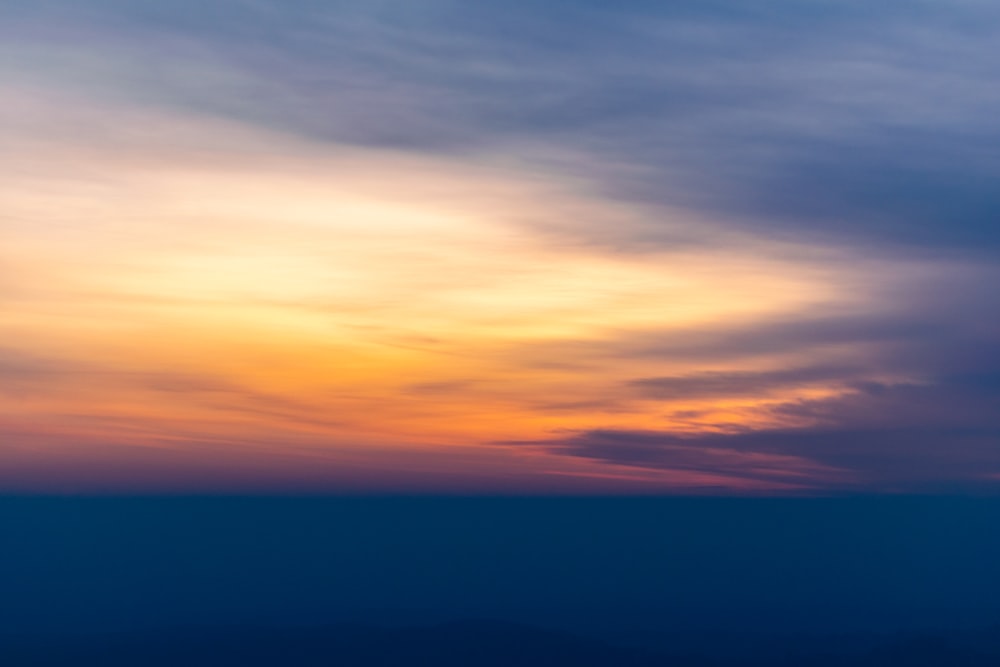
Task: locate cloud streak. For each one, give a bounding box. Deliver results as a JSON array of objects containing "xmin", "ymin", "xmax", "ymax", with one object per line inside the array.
[{"xmin": 1, "ymin": 0, "xmax": 998, "ymax": 492}]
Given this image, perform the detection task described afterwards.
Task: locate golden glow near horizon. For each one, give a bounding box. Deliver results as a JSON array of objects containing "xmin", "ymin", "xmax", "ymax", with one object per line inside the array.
[{"xmin": 0, "ymin": 89, "xmax": 926, "ymax": 490}]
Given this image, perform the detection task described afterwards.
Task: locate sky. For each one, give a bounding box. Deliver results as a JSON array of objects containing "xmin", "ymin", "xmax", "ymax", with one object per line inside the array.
[{"xmin": 2, "ymin": 0, "xmax": 1000, "ymax": 494}]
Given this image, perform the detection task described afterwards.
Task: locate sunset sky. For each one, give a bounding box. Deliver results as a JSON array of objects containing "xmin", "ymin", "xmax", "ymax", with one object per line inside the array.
[{"xmin": 3, "ymin": 0, "xmax": 999, "ymax": 493}]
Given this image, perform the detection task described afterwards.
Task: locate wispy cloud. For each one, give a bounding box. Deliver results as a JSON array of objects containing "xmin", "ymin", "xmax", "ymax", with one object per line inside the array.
[{"xmin": 1, "ymin": 0, "xmax": 998, "ymax": 491}]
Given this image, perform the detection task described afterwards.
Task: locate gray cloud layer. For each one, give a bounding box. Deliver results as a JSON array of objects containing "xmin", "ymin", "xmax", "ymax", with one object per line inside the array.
[{"xmin": 5, "ymin": 0, "xmax": 1000, "ymax": 252}]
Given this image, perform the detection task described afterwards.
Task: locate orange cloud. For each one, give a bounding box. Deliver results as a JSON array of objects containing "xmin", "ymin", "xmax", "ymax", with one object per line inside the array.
[{"xmin": 0, "ymin": 88, "xmax": 947, "ymax": 491}]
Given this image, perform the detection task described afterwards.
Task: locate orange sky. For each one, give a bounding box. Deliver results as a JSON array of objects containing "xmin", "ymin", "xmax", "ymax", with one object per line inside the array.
[{"xmin": 3, "ymin": 82, "xmax": 947, "ymax": 492}]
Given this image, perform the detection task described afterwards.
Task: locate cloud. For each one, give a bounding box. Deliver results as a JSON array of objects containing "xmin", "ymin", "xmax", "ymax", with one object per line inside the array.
[
  {"xmin": 5, "ymin": 0, "xmax": 997, "ymax": 255},
  {"xmin": 5, "ymin": 1, "xmax": 1000, "ymax": 250},
  {"xmin": 628, "ymin": 365, "xmax": 863, "ymax": 401},
  {"xmin": 515, "ymin": 368, "xmax": 1000, "ymax": 492},
  {"xmin": 2, "ymin": 0, "xmax": 999, "ymax": 492},
  {"xmin": 501, "ymin": 277, "xmax": 1000, "ymax": 491},
  {"xmin": 0, "ymin": 348, "xmax": 71, "ymax": 399}
]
